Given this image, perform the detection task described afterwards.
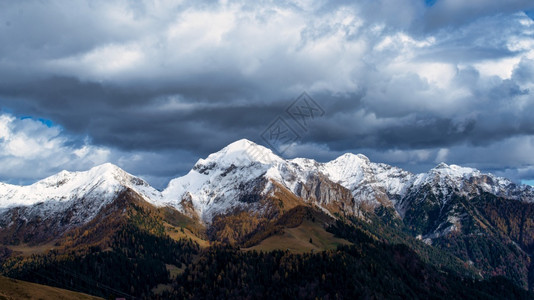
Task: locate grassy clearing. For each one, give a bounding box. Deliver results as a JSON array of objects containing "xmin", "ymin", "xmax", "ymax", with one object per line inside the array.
[
  {"xmin": 6, "ymin": 241, "xmax": 57, "ymax": 257},
  {"xmin": 244, "ymin": 220, "xmax": 351, "ymax": 253},
  {"xmin": 164, "ymin": 222, "xmax": 210, "ymax": 248},
  {"xmin": 165, "ymin": 263, "xmax": 185, "ymax": 279}
]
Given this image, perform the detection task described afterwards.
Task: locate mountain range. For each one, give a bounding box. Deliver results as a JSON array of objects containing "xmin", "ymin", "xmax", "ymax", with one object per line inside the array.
[{"xmin": 0, "ymin": 139, "xmax": 533, "ymax": 298}]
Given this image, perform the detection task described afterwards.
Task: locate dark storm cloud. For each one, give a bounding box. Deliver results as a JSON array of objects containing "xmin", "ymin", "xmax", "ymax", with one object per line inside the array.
[
  {"xmin": 0, "ymin": 75, "xmax": 291, "ymax": 153},
  {"xmin": 1, "ymin": 0, "xmax": 534, "ymax": 185}
]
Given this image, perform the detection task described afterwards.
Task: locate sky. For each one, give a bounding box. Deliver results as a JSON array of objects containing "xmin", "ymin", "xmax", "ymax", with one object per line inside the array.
[{"xmin": 1, "ymin": 0, "xmax": 534, "ymax": 189}]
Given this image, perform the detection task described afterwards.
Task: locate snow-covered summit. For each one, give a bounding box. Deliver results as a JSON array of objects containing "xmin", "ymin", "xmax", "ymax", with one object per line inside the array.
[
  {"xmin": 0, "ymin": 163, "xmax": 160, "ymax": 209},
  {"xmin": 196, "ymin": 139, "xmax": 284, "ymax": 168},
  {"xmin": 317, "ymin": 153, "xmax": 414, "ymax": 206},
  {"xmin": 161, "ymin": 139, "xmax": 290, "ymax": 221},
  {"xmin": 321, "ymin": 153, "xmax": 371, "ymax": 183},
  {"xmin": 402, "ymin": 161, "xmax": 534, "ymax": 223},
  {"xmin": 430, "ymin": 163, "xmax": 480, "ymax": 179},
  {"xmin": 412, "ymin": 162, "xmax": 515, "ymax": 194}
]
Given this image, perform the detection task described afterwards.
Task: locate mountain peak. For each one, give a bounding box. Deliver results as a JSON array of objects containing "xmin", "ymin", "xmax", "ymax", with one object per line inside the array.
[
  {"xmin": 430, "ymin": 162, "xmax": 478, "ymax": 179},
  {"xmin": 331, "ymin": 153, "xmax": 370, "ymax": 165},
  {"xmin": 321, "ymin": 153, "xmax": 373, "ymax": 184},
  {"xmin": 33, "ymin": 163, "xmax": 133, "ymax": 190},
  {"xmin": 200, "ymin": 139, "xmax": 283, "ymax": 167},
  {"xmin": 435, "ymin": 162, "xmax": 449, "ymax": 169},
  {"xmin": 88, "ymin": 162, "xmax": 127, "ymax": 176},
  {"xmin": 224, "ymin": 138, "xmax": 257, "ymax": 149}
]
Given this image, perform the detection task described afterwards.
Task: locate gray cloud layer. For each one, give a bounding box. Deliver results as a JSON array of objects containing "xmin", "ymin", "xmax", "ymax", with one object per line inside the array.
[{"xmin": 1, "ymin": 0, "xmax": 534, "ymax": 187}]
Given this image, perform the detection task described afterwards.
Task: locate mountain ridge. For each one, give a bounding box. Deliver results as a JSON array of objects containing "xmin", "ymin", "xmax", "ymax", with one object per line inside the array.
[
  {"xmin": 1, "ymin": 138, "xmax": 533, "ymax": 224},
  {"xmin": 1, "ymin": 139, "xmax": 534, "ymax": 293}
]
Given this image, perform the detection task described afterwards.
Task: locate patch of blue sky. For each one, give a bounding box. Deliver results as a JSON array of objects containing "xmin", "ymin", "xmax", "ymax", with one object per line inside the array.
[{"xmin": 20, "ymin": 116, "xmax": 56, "ymax": 128}]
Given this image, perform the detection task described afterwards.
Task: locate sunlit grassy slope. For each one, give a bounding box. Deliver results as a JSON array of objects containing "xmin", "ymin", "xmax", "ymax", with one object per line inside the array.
[{"xmin": 245, "ymin": 219, "xmax": 352, "ymax": 253}]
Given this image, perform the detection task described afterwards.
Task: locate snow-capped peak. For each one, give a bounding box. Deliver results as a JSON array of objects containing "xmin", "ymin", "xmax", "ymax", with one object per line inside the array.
[
  {"xmin": 322, "ymin": 153, "xmax": 371, "ymax": 183},
  {"xmin": 430, "ymin": 163, "xmax": 479, "ymax": 179},
  {"xmin": 0, "ymin": 163, "xmax": 160, "ymax": 209},
  {"xmin": 88, "ymin": 162, "xmax": 126, "ymax": 175},
  {"xmin": 318, "ymin": 153, "xmax": 414, "ymax": 207},
  {"xmin": 196, "ymin": 139, "xmax": 284, "ymax": 168},
  {"xmin": 36, "ymin": 163, "xmax": 136, "ymax": 190}
]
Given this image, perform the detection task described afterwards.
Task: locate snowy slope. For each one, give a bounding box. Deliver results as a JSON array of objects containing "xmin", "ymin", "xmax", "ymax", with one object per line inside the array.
[
  {"xmin": 317, "ymin": 153, "xmax": 414, "ymax": 207},
  {"xmin": 160, "ymin": 139, "xmax": 329, "ymax": 221},
  {"xmin": 408, "ymin": 162, "xmax": 534, "ymax": 204},
  {"xmin": 0, "ymin": 163, "xmax": 162, "ymax": 224},
  {"xmin": 160, "ymin": 140, "xmax": 416, "ymax": 221},
  {"xmin": 161, "ymin": 139, "xmax": 280, "ymax": 221}
]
